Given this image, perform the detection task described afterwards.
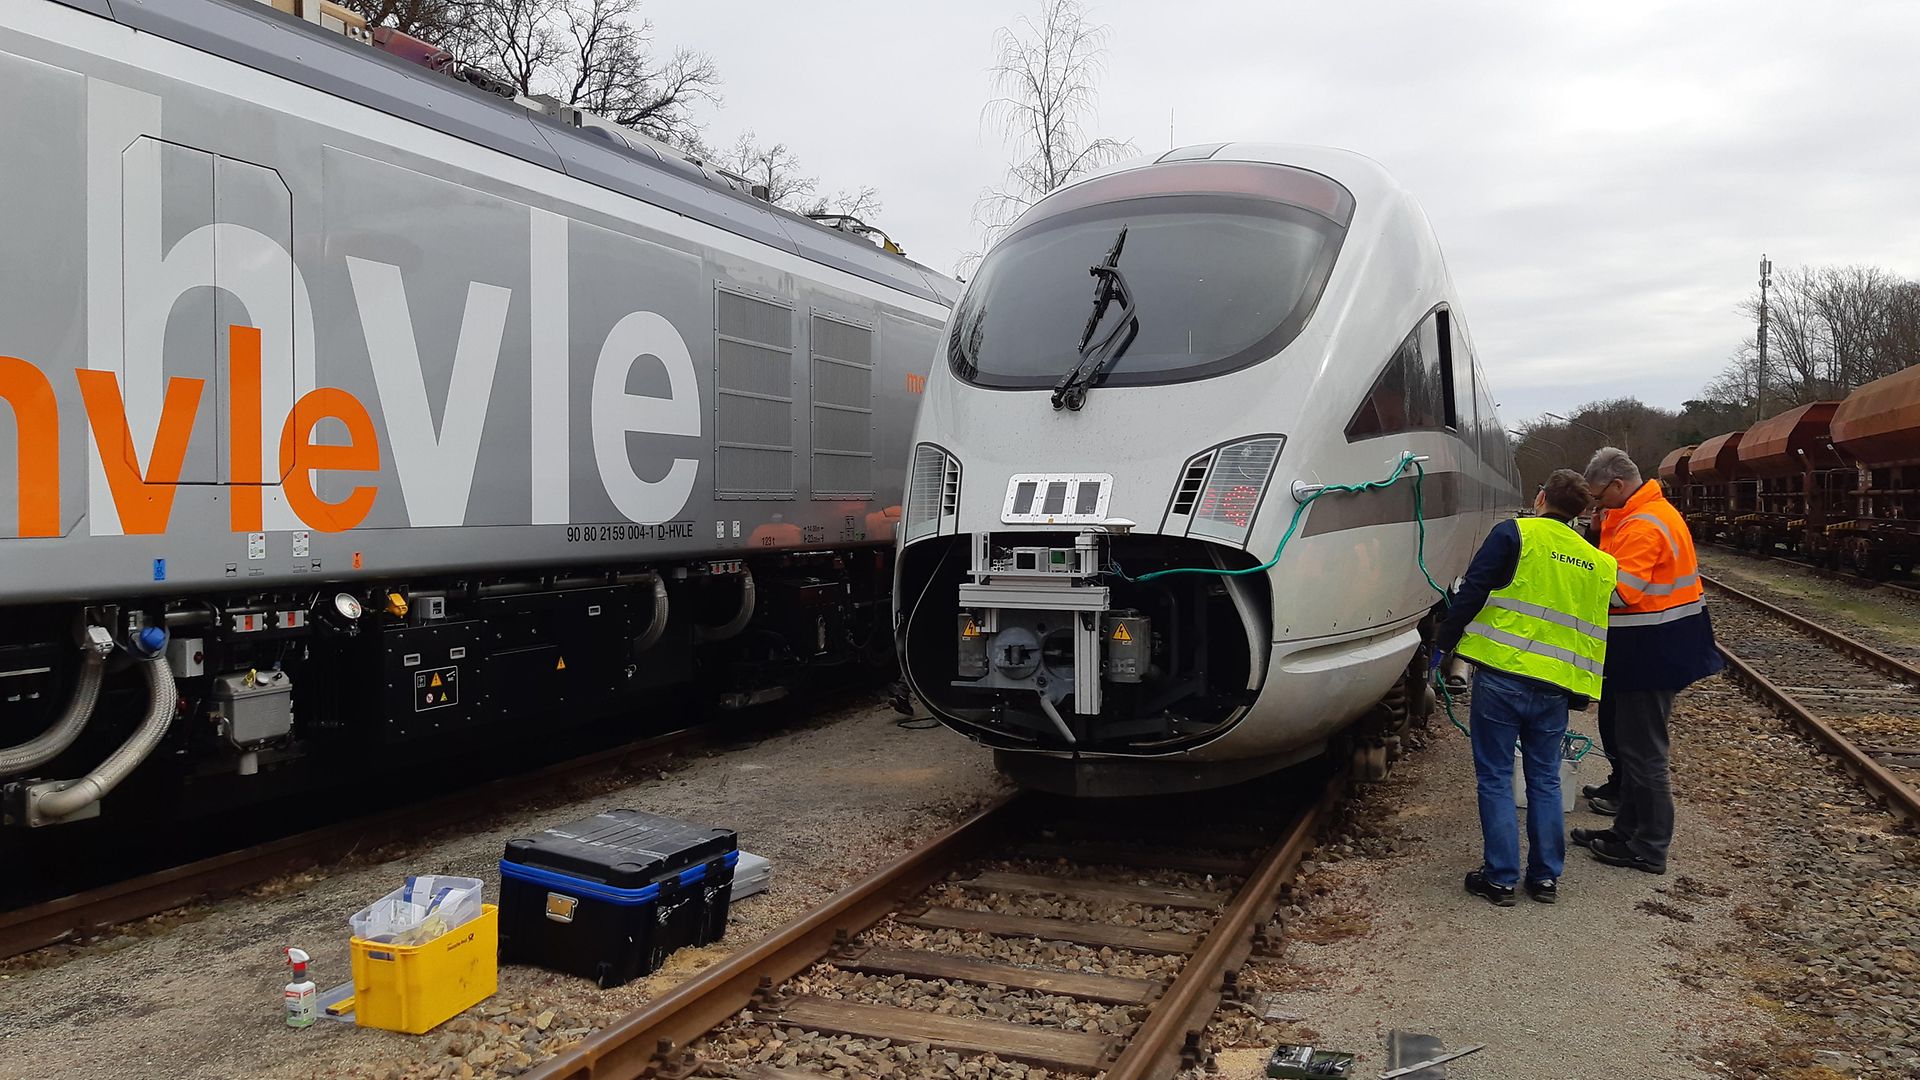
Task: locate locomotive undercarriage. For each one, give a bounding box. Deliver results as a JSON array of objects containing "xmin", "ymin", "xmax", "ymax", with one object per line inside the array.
[{"xmin": 0, "ymin": 549, "xmax": 893, "ymax": 830}]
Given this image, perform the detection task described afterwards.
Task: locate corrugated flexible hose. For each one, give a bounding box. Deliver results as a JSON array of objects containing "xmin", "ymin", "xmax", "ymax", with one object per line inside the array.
[
  {"xmin": 0, "ymin": 649, "xmax": 106, "ymax": 778},
  {"xmin": 33, "ymin": 656, "xmax": 176, "ymax": 823}
]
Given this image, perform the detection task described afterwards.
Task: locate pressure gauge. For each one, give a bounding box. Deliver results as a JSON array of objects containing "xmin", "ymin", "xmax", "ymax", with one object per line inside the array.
[{"xmin": 332, "ymin": 593, "xmax": 363, "ymax": 621}]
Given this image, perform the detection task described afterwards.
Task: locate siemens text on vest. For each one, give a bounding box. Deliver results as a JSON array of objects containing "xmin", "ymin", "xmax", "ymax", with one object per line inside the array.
[{"xmin": 1549, "ymin": 550, "xmax": 1596, "ymax": 571}]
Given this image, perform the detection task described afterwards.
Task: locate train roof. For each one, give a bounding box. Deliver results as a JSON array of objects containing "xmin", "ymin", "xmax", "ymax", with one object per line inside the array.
[
  {"xmin": 1657, "ymin": 445, "xmax": 1696, "ymax": 483},
  {"xmin": 1690, "ymin": 430, "xmax": 1746, "ymax": 482},
  {"xmin": 1738, "ymin": 402, "xmax": 1847, "ymax": 476},
  {"xmin": 1832, "ymin": 365, "xmax": 1920, "ymax": 468},
  {"xmin": 1027, "ymin": 143, "xmax": 1416, "ymax": 229},
  {"xmin": 73, "ymin": 0, "xmax": 959, "ymax": 306}
]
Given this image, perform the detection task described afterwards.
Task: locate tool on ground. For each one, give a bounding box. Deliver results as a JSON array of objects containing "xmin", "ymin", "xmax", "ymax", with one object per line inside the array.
[
  {"xmin": 1378, "ymin": 1043, "xmax": 1485, "ymax": 1079},
  {"xmin": 1267, "ymin": 1043, "xmax": 1356, "ymax": 1078},
  {"xmin": 283, "ymin": 947, "xmax": 317, "ymax": 1028}
]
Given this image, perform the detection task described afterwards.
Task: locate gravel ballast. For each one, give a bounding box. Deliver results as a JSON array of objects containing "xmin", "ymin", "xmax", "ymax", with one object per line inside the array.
[
  {"xmin": 1208, "ymin": 674, "xmax": 1920, "ymax": 1080},
  {"xmin": 0, "ymin": 699, "xmax": 1004, "ymax": 1080}
]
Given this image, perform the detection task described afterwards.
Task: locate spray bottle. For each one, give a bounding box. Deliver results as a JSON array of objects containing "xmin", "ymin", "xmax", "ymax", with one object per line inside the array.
[{"xmin": 284, "ymin": 947, "xmax": 317, "ymax": 1028}]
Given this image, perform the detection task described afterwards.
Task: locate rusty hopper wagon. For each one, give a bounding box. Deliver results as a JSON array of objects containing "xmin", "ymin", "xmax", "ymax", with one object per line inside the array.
[
  {"xmin": 1657, "ymin": 444, "xmax": 1696, "ymax": 500},
  {"xmin": 1828, "ymin": 365, "xmax": 1920, "ymax": 576},
  {"xmin": 1683, "ymin": 430, "xmax": 1751, "ymax": 543},
  {"xmin": 1731, "ymin": 402, "xmax": 1848, "ymax": 556}
]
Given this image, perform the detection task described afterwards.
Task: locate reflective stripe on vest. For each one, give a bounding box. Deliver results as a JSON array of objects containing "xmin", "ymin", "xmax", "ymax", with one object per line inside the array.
[
  {"xmin": 1455, "ymin": 517, "xmax": 1618, "ymax": 698},
  {"xmin": 1610, "ymin": 599, "xmax": 1707, "ymax": 627},
  {"xmin": 1460, "ymin": 621, "xmax": 1606, "ymax": 675}
]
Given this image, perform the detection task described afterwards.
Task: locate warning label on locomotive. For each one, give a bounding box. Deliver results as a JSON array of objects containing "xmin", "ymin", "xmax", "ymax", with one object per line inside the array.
[{"xmin": 414, "ymin": 667, "xmax": 460, "ymax": 712}]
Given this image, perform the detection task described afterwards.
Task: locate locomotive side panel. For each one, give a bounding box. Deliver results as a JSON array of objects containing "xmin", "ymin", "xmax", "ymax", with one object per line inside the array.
[
  {"xmin": 0, "ymin": 6, "xmax": 947, "ymax": 602},
  {"xmin": 0, "ymin": 4, "xmax": 952, "ymax": 830}
]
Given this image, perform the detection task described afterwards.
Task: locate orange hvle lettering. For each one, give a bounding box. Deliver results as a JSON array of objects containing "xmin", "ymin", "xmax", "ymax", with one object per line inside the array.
[
  {"xmin": 0, "ymin": 356, "xmax": 60, "ymax": 538},
  {"xmin": 279, "ymin": 387, "xmax": 378, "ymax": 532},
  {"xmin": 76, "ymin": 369, "xmax": 204, "ymax": 535},
  {"xmin": 228, "ymin": 325, "xmax": 263, "ymax": 532}
]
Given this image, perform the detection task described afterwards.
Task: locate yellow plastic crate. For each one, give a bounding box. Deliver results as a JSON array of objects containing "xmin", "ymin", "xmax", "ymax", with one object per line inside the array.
[{"xmin": 350, "ymin": 904, "xmax": 497, "ymax": 1034}]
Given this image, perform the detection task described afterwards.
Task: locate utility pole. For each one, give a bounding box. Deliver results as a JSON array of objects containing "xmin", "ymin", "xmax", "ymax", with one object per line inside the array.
[{"xmin": 1756, "ymin": 254, "xmax": 1772, "ymax": 422}]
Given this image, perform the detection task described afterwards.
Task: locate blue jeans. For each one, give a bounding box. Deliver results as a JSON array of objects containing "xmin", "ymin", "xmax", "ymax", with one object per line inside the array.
[{"xmin": 1469, "ymin": 667, "xmax": 1570, "ymax": 887}]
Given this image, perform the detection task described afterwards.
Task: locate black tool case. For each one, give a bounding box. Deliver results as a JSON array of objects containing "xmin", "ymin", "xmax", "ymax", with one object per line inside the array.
[{"xmin": 498, "ymin": 809, "xmax": 737, "ymax": 988}]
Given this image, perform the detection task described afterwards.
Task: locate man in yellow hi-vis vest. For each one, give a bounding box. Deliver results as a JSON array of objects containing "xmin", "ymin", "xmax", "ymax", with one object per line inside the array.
[{"xmin": 1433, "ymin": 470, "xmax": 1618, "ymax": 906}]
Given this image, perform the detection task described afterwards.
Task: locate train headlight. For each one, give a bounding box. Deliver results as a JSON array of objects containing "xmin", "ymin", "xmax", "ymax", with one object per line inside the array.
[
  {"xmin": 906, "ymin": 443, "xmax": 961, "ymax": 542},
  {"xmin": 1187, "ymin": 436, "xmax": 1284, "ymax": 546}
]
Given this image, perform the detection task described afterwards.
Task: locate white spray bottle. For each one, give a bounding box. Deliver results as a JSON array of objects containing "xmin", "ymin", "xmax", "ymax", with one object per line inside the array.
[{"xmin": 284, "ymin": 947, "xmax": 317, "ymax": 1028}]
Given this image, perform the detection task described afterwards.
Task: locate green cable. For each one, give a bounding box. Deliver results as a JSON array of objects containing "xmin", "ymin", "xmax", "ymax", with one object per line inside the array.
[{"xmin": 1116, "ymin": 452, "xmax": 1470, "ymax": 734}]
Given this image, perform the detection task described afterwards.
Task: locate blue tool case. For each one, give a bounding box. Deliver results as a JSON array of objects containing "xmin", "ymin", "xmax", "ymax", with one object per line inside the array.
[{"xmin": 498, "ymin": 809, "xmax": 738, "ymax": 988}]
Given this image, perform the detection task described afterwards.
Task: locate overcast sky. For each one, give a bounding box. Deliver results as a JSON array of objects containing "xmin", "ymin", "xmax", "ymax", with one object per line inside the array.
[{"xmin": 648, "ymin": 0, "xmax": 1920, "ymax": 426}]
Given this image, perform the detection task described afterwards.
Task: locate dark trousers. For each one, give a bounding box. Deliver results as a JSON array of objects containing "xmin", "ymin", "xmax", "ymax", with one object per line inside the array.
[
  {"xmin": 1603, "ymin": 689, "xmax": 1677, "ymax": 864},
  {"xmin": 1596, "ymin": 696, "xmax": 1618, "ymax": 788}
]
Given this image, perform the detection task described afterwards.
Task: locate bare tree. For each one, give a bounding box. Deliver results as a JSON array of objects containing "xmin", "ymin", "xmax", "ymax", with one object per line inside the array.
[
  {"xmin": 804, "ymin": 185, "xmax": 883, "ymax": 220},
  {"xmin": 1710, "ymin": 261, "xmax": 1920, "ymax": 417},
  {"xmin": 339, "ymin": 0, "xmax": 478, "ymax": 40},
  {"xmin": 349, "ymin": 0, "xmax": 720, "ymax": 148},
  {"xmin": 721, "ymin": 133, "xmax": 819, "ymax": 208},
  {"xmin": 968, "ymin": 0, "xmax": 1134, "ymax": 270}
]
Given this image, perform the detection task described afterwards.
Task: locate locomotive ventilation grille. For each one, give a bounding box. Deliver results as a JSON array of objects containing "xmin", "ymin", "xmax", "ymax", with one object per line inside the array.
[
  {"xmin": 1169, "ymin": 452, "xmax": 1216, "ymax": 516},
  {"xmin": 906, "ymin": 444, "xmax": 961, "ymax": 541}
]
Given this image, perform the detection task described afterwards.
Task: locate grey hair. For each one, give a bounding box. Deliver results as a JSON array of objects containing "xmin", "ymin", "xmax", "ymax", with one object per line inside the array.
[{"xmin": 1583, "ymin": 446, "xmax": 1642, "ymax": 489}]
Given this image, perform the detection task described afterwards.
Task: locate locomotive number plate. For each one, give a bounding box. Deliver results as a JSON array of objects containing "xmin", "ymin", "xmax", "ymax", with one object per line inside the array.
[{"xmin": 1002, "ymin": 474, "xmax": 1113, "ymax": 524}]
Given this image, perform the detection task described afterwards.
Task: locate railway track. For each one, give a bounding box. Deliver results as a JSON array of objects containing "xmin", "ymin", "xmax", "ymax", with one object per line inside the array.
[
  {"xmin": 0, "ymin": 726, "xmax": 712, "ymax": 962},
  {"xmin": 1704, "ymin": 542, "xmax": 1920, "ymax": 604},
  {"xmin": 1704, "ymin": 573, "xmax": 1920, "ymax": 823},
  {"xmin": 527, "ymin": 768, "xmax": 1348, "ymax": 1080}
]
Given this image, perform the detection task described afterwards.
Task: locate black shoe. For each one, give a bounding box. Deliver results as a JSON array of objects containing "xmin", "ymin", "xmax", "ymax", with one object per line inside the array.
[
  {"xmin": 1465, "ymin": 869, "xmax": 1516, "ymax": 907},
  {"xmin": 1525, "ymin": 878, "xmax": 1559, "ymax": 904},
  {"xmin": 1588, "ymin": 837, "xmax": 1666, "ymax": 874},
  {"xmin": 1587, "ymin": 795, "xmax": 1620, "ymax": 816},
  {"xmin": 1570, "ymin": 827, "xmax": 1619, "ymax": 847},
  {"xmin": 1580, "ymin": 781, "xmax": 1617, "ymax": 801}
]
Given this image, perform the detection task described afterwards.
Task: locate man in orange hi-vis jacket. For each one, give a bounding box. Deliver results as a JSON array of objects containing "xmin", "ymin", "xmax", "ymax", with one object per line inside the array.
[{"xmin": 1570, "ymin": 448, "xmax": 1724, "ymax": 875}]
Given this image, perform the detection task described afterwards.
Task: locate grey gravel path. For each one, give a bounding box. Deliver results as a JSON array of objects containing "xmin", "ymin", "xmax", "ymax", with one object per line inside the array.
[{"xmin": 0, "ymin": 698, "xmax": 1003, "ymax": 1080}]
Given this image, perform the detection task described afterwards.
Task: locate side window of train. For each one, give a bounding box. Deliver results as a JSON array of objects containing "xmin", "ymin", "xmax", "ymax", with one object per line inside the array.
[{"xmin": 1345, "ymin": 309, "xmax": 1455, "ymax": 440}]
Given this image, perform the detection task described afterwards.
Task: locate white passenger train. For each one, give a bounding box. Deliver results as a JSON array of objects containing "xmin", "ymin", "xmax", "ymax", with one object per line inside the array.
[{"xmin": 896, "ymin": 146, "xmax": 1522, "ymax": 795}]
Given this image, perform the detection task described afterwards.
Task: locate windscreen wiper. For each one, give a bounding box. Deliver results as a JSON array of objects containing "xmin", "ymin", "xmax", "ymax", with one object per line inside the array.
[{"xmin": 1052, "ymin": 226, "xmax": 1140, "ymax": 411}]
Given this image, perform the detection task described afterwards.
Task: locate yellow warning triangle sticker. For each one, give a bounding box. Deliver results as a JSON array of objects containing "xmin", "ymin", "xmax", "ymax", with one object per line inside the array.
[
  {"xmin": 555, "ymin": 656, "xmax": 567, "ymax": 671},
  {"xmin": 961, "ymin": 619, "xmax": 980, "ymax": 638},
  {"xmin": 430, "ymin": 673, "xmax": 443, "ymax": 687},
  {"xmin": 1111, "ymin": 623, "xmax": 1132, "ymax": 642}
]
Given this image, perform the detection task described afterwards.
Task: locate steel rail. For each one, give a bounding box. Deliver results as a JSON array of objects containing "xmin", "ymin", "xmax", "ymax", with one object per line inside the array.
[
  {"xmin": 1715, "ymin": 646, "xmax": 1920, "ymax": 824},
  {"xmin": 525, "ymin": 791, "xmax": 1027, "ymax": 1080},
  {"xmin": 1701, "ymin": 574, "xmax": 1920, "ymax": 684},
  {"xmin": 0, "ymin": 727, "xmax": 708, "ymax": 961},
  {"xmin": 1101, "ymin": 768, "xmax": 1346, "ymax": 1080},
  {"xmin": 1705, "ymin": 543, "xmax": 1920, "ymax": 603},
  {"xmin": 527, "ymin": 776, "xmax": 1344, "ymax": 1080}
]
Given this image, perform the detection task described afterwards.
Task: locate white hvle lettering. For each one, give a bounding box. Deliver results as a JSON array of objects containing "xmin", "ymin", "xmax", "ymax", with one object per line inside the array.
[
  {"xmin": 529, "ymin": 208, "xmax": 570, "ymax": 524},
  {"xmin": 93, "ymin": 88, "xmax": 318, "ymax": 536},
  {"xmin": 590, "ymin": 312, "xmax": 699, "ymax": 524},
  {"xmin": 347, "ymin": 257, "xmax": 509, "ymax": 527}
]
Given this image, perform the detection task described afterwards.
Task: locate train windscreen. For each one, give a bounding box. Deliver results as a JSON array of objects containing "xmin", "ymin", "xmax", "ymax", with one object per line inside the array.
[{"xmin": 948, "ymin": 194, "xmax": 1346, "ymax": 389}]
